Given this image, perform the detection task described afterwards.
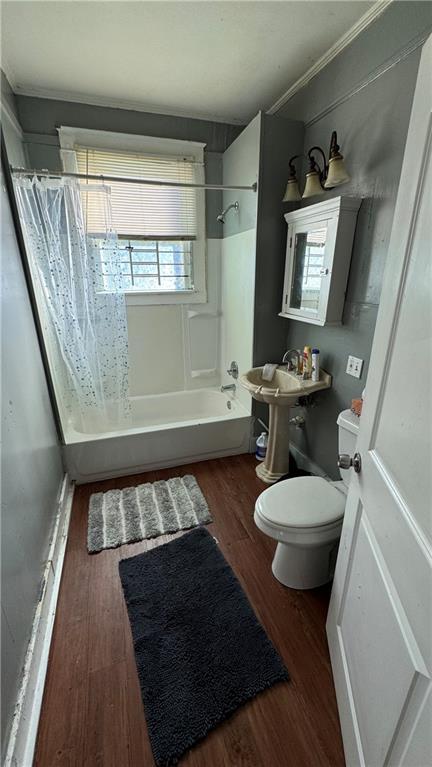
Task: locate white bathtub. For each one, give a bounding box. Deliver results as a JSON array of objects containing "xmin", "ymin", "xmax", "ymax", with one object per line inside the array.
[{"xmin": 62, "ymin": 388, "xmax": 252, "ymax": 484}]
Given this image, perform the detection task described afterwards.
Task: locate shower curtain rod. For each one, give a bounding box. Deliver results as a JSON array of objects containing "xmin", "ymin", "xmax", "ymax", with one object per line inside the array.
[{"xmin": 11, "ymin": 167, "xmax": 257, "ymax": 192}]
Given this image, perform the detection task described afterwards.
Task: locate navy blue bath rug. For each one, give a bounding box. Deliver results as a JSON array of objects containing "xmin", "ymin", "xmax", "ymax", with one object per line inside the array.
[{"xmin": 119, "ymin": 527, "xmax": 289, "ymax": 766}]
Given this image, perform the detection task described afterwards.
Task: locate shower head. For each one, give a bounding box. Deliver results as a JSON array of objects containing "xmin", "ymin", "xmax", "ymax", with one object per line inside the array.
[{"xmin": 217, "ymin": 201, "xmax": 239, "ymax": 224}]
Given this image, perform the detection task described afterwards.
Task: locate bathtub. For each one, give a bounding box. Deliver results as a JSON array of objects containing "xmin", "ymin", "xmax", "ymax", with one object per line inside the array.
[{"xmin": 62, "ymin": 388, "xmax": 252, "ymax": 483}]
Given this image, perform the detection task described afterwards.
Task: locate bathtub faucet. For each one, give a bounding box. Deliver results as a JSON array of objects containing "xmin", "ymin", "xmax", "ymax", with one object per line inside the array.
[{"xmin": 221, "ymin": 383, "xmax": 236, "ymax": 394}]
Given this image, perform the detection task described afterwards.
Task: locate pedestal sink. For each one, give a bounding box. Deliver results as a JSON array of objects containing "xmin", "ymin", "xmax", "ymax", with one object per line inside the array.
[{"xmin": 240, "ymin": 366, "xmax": 331, "ymax": 484}]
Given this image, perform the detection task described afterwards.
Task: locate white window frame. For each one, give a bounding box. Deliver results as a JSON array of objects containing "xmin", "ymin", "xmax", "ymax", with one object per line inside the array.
[{"xmin": 58, "ymin": 126, "xmax": 207, "ymax": 305}]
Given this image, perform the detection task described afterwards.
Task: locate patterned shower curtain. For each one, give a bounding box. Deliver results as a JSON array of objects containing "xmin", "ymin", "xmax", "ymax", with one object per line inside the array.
[{"xmin": 13, "ymin": 175, "xmax": 130, "ymax": 433}]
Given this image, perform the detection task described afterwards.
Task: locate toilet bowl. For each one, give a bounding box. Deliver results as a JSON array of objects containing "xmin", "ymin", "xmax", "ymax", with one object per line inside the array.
[{"xmin": 254, "ymin": 408, "xmax": 359, "ymax": 589}]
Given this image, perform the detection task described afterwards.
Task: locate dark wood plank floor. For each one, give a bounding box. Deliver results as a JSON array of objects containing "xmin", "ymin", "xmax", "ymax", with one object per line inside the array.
[{"xmin": 34, "ymin": 454, "xmax": 345, "ymax": 767}]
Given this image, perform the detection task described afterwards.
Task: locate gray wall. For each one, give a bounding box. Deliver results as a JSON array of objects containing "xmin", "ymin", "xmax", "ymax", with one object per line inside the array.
[
  {"xmin": 1, "ymin": 102, "xmax": 64, "ymax": 754},
  {"xmin": 275, "ymin": 1, "xmax": 431, "ymax": 477},
  {"xmin": 253, "ymin": 113, "xmax": 304, "ymax": 367},
  {"xmin": 14, "ymin": 95, "xmax": 242, "ymax": 239}
]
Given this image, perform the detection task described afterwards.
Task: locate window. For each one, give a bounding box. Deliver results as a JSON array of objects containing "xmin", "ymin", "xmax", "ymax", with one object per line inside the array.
[
  {"xmin": 59, "ymin": 128, "xmax": 206, "ymax": 304},
  {"xmin": 103, "ymin": 239, "xmax": 193, "ymax": 293}
]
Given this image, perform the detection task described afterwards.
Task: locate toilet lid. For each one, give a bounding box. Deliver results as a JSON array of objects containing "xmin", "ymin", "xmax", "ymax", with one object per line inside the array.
[{"xmin": 256, "ymin": 476, "xmax": 345, "ymax": 529}]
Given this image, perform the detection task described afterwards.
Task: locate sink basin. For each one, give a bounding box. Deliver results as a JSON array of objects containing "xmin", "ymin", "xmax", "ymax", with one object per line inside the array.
[
  {"xmin": 240, "ymin": 365, "xmax": 332, "ymax": 484},
  {"xmin": 240, "ymin": 366, "xmax": 331, "ymax": 406}
]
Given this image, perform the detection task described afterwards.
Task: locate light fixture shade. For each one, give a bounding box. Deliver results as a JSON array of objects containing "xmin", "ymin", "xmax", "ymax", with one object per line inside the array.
[
  {"xmin": 324, "ymin": 155, "xmax": 350, "ymax": 188},
  {"xmin": 302, "ymin": 170, "xmax": 323, "ymax": 199},
  {"xmin": 282, "ymin": 177, "xmax": 301, "ymax": 202}
]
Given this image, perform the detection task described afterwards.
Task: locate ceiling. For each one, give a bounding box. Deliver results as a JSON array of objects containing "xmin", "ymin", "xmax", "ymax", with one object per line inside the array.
[{"xmin": 2, "ymin": 1, "xmax": 377, "ymax": 124}]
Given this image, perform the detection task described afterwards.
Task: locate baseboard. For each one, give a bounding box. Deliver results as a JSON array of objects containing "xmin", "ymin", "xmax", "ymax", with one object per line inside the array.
[
  {"xmin": 289, "ymin": 443, "xmax": 329, "ymax": 479},
  {"xmin": 4, "ymin": 475, "xmax": 75, "ymax": 767}
]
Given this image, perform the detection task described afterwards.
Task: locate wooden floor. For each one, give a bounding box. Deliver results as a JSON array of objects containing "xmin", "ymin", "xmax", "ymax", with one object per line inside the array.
[{"xmin": 34, "ymin": 454, "xmax": 345, "ymax": 767}]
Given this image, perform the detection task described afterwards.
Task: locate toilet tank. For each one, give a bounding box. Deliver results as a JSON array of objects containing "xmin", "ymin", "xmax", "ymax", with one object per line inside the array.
[{"xmin": 337, "ymin": 409, "xmax": 360, "ymax": 486}]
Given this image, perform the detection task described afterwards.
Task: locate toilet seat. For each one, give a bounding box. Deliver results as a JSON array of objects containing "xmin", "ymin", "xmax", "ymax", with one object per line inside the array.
[{"xmin": 256, "ymin": 476, "xmax": 345, "ymax": 531}]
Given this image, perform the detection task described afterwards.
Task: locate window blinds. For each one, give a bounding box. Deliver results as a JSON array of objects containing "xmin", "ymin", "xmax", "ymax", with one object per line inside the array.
[{"xmin": 75, "ymin": 146, "xmax": 200, "ymax": 239}]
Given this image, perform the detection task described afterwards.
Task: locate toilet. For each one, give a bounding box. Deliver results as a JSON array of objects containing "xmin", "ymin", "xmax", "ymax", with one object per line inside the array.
[{"xmin": 254, "ymin": 409, "xmax": 359, "ymax": 589}]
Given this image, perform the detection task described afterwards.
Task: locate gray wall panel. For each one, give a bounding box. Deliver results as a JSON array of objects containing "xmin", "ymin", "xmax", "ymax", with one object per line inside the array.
[
  {"xmin": 205, "ymin": 150, "xmax": 223, "ymax": 239},
  {"xmin": 1, "ymin": 75, "xmax": 63, "ymax": 752},
  {"xmin": 253, "ymin": 113, "xmax": 304, "ymax": 366},
  {"xmin": 281, "ymin": 1, "xmax": 431, "ymax": 128},
  {"xmin": 274, "ymin": 2, "xmax": 430, "ymax": 477},
  {"xmin": 15, "ymin": 96, "xmax": 242, "ymax": 238},
  {"xmin": 16, "ymin": 95, "xmax": 242, "ymax": 152},
  {"xmin": 1, "ymin": 155, "xmax": 63, "ymax": 755}
]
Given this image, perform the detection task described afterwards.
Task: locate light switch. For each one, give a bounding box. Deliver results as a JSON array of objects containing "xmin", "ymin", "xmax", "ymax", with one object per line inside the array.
[{"xmin": 346, "ymin": 355, "xmax": 364, "ymax": 379}]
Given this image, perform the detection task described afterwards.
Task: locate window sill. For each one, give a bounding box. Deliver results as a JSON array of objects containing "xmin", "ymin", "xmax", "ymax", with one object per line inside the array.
[{"xmin": 97, "ymin": 289, "xmax": 208, "ymax": 306}]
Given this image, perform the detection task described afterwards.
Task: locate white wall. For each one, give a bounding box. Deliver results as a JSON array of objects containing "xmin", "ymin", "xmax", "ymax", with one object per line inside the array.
[
  {"xmin": 127, "ymin": 239, "xmax": 221, "ymax": 396},
  {"xmin": 1, "ymin": 125, "xmax": 64, "ymax": 754},
  {"xmin": 220, "ymin": 115, "xmax": 260, "ymax": 412},
  {"xmin": 220, "ymin": 229, "xmax": 256, "ymax": 411}
]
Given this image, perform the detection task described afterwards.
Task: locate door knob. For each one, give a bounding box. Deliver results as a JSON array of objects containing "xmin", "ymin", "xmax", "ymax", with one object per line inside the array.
[{"xmin": 338, "ymin": 452, "xmax": 362, "ymax": 474}]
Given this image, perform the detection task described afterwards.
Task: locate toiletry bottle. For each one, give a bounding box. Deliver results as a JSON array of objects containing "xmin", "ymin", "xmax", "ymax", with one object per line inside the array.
[
  {"xmin": 303, "ymin": 346, "xmax": 312, "ymax": 379},
  {"xmin": 297, "ymin": 349, "xmax": 303, "ymax": 375},
  {"xmin": 312, "ymin": 348, "xmax": 320, "ymax": 382},
  {"xmin": 255, "ymin": 432, "xmax": 268, "ymax": 461}
]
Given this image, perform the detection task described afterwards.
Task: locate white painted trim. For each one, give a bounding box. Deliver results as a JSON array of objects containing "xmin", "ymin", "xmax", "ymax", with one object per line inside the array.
[
  {"xmin": 4, "ymin": 475, "xmax": 74, "ymax": 767},
  {"xmin": 58, "ymin": 126, "xmax": 206, "ymax": 160},
  {"xmin": 1, "ymin": 57, "xmax": 18, "ymax": 90},
  {"xmin": 11, "ymin": 84, "xmax": 245, "ymax": 126},
  {"xmin": 283, "ymin": 195, "xmax": 361, "ymax": 224},
  {"xmin": 124, "ymin": 287, "xmax": 207, "ymax": 307},
  {"xmin": 0, "ymin": 97, "xmax": 24, "ymax": 140},
  {"xmin": 6, "ymin": 1, "xmax": 392, "ymax": 127},
  {"xmin": 58, "ymin": 126, "xmax": 207, "ymax": 305},
  {"xmin": 267, "ymin": 0, "xmax": 393, "ymax": 115}
]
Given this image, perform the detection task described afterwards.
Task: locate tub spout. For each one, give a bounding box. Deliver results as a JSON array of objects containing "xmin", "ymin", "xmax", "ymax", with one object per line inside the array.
[{"xmin": 221, "ymin": 383, "xmax": 236, "ymax": 393}]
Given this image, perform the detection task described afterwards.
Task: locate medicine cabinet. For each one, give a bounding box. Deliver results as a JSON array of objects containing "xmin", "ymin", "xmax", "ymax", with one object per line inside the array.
[{"xmin": 280, "ymin": 196, "xmax": 360, "ymax": 326}]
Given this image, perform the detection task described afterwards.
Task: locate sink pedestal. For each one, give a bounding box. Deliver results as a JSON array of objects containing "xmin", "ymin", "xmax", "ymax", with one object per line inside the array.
[
  {"xmin": 256, "ymin": 404, "xmax": 291, "ymax": 484},
  {"xmin": 240, "ymin": 366, "xmax": 331, "ymax": 484}
]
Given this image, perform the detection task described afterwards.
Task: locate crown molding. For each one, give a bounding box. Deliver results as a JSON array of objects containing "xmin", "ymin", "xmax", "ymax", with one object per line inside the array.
[
  {"xmin": 267, "ymin": 0, "xmax": 393, "ymax": 115},
  {"xmin": 1, "ymin": 60, "xmax": 23, "ymax": 137},
  {"xmin": 4, "ymin": 1, "xmax": 393, "ymax": 128},
  {"xmin": 0, "ymin": 97, "xmax": 24, "ymax": 139},
  {"xmin": 11, "ymin": 85, "xmax": 246, "ymax": 127},
  {"xmin": 1, "ymin": 56, "xmax": 17, "ymax": 89},
  {"xmin": 304, "ymin": 27, "xmax": 429, "ymax": 128}
]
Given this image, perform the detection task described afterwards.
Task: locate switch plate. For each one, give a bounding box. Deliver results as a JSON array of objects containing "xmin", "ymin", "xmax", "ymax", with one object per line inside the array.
[{"xmin": 346, "ymin": 355, "xmax": 364, "ymax": 378}]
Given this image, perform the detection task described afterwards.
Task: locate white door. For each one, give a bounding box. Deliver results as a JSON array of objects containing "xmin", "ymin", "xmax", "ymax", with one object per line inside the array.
[{"xmin": 327, "ymin": 36, "xmax": 432, "ymax": 767}]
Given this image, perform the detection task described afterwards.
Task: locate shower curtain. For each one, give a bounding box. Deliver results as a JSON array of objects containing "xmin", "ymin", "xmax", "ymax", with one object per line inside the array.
[{"xmin": 13, "ymin": 175, "xmax": 130, "ymax": 434}]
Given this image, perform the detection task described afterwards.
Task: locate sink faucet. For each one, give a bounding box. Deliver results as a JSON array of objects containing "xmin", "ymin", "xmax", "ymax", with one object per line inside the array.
[
  {"xmin": 282, "ymin": 349, "xmax": 300, "ymax": 373},
  {"xmin": 221, "ymin": 383, "xmax": 236, "ymax": 393}
]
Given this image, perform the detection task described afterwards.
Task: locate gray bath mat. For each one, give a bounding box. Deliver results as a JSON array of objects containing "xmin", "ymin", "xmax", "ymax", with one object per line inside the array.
[{"xmin": 88, "ymin": 475, "xmax": 211, "ymax": 553}]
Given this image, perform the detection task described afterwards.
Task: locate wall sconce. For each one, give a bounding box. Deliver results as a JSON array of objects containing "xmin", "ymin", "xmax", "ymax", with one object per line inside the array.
[{"xmin": 282, "ymin": 131, "xmax": 350, "ymax": 202}]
